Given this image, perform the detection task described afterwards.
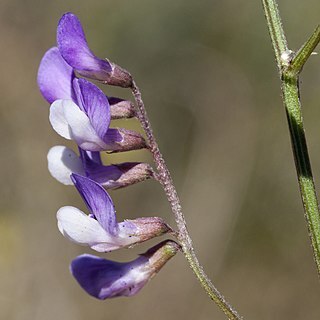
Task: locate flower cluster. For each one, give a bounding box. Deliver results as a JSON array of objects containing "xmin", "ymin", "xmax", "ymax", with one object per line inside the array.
[{"xmin": 38, "ymin": 12, "xmax": 179, "ymax": 299}]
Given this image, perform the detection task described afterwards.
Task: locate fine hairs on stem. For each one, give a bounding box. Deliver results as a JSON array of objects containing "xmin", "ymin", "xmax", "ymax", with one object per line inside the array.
[{"xmin": 130, "ymin": 81, "xmax": 242, "ymax": 319}]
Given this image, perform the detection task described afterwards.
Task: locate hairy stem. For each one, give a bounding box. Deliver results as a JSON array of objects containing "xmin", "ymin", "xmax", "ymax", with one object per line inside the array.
[
  {"xmin": 130, "ymin": 81, "xmax": 242, "ymax": 319},
  {"xmin": 262, "ymin": 0, "xmax": 288, "ymax": 69},
  {"xmin": 262, "ymin": 0, "xmax": 320, "ymax": 274},
  {"xmin": 290, "ymin": 26, "xmax": 320, "ymax": 75}
]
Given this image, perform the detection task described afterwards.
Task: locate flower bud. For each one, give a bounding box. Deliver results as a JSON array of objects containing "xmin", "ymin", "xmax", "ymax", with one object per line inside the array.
[{"xmin": 108, "ymin": 97, "xmax": 136, "ymax": 119}]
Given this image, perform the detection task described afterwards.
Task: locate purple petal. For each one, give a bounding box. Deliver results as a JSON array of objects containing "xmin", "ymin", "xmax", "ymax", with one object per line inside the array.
[
  {"xmin": 37, "ymin": 47, "xmax": 75, "ymax": 103},
  {"xmin": 72, "ymin": 78, "xmax": 111, "ymax": 140},
  {"xmin": 71, "ymin": 254, "xmax": 138, "ymax": 299},
  {"xmin": 87, "ymin": 165, "xmax": 124, "ymax": 187},
  {"xmin": 80, "ymin": 150, "xmax": 103, "ymax": 165},
  {"xmin": 103, "ymin": 128, "xmax": 123, "ymax": 144},
  {"xmin": 71, "ymin": 174, "xmax": 118, "ymax": 235},
  {"xmin": 78, "ymin": 149, "xmax": 123, "ymax": 185},
  {"xmin": 78, "ymin": 149, "xmax": 153, "ymax": 189},
  {"xmin": 57, "ymin": 13, "xmax": 112, "ymax": 81},
  {"xmin": 70, "ymin": 241, "xmax": 180, "ymax": 299}
]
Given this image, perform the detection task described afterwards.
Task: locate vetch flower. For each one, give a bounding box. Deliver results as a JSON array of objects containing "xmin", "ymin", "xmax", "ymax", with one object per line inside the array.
[
  {"xmin": 37, "ymin": 47, "xmax": 135, "ymax": 119},
  {"xmin": 71, "ymin": 240, "xmax": 180, "ymax": 299},
  {"xmin": 47, "ymin": 145, "xmax": 153, "ymax": 188},
  {"xmin": 49, "ymin": 77, "xmax": 146, "ymax": 152},
  {"xmin": 57, "ymin": 12, "xmax": 132, "ymax": 88},
  {"xmin": 57, "ymin": 174, "xmax": 170, "ymax": 252}
]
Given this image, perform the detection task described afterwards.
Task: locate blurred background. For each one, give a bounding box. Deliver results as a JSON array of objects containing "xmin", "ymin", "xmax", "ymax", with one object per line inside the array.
[{"xmin": 1, "ymin": 0, "xmax": 320, "ymax": 319}]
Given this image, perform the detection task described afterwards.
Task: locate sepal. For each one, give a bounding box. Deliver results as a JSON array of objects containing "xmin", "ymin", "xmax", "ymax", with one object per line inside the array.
[
  {"xmin": 121, "ymin": 217, "xmax": 172, "ymax": 241},
  {"xmin": 107, "ymin": 128, "xmax": 147, "ymax": 153},
  {"xmin": 103, "ymin": 61, "xmax": 133, "ymax": 88},
  {"xmin": 109, "ymin": 97, "xmax": 135, "ymax": 119},
  {"xmin": 110, "ymin": 162, "xmax": 153, "ymax": 188}
]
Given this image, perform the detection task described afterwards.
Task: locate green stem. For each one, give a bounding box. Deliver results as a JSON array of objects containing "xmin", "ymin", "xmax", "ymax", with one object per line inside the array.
[
  {"xmin": 290, "ymin": 26, "xmax": 320, "ymax": 75},
  {"xmin": 261, "ymin": 0, "xmax": 288, "ymax": 70},
  {"xmin": 262, "ymin": 0, "xmax": 320, "ymax": 274},
  {"xmin": 282, "ymin": 77, "xmax": 320, "ymax": 274}
]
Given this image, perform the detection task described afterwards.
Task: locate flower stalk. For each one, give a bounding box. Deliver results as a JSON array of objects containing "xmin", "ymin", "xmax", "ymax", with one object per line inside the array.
[
  {"xmin": 262, "ymin": 0, "xmax": 320, "ymax": 274},
  {"xmin": 130, "ymin": 81, "xmax": 242, "ymax": 319}
]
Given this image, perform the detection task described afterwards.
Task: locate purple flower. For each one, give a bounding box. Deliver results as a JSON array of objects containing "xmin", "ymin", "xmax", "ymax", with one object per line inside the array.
[
  {"xmin": 38, "ymin": 47, "xmax": 135, "ymax": 119},
  {"xmin": 57, "ymin": 12, "xmax": 132, "ymax": 88},
  {"xmin": 49, "ymin": 77, "xmax": 145, "ymax": 152},
  {"xmin": 37, "ymin": 47, "xmax": 143, "ymax": 152},
  {"xmin": 57, "ymin": 174, "xmax": 170, "ymax": 252},
  {"xmin": 47, "ymin": 145, "xmax": 153, "ymax": 188},
  {"xmin": 71, "ymin": 240, "xmax": 180, "ymax": 299},
  {"xmin": 48, "ymin": 77, "xmax": 113, "ymax": 151}
]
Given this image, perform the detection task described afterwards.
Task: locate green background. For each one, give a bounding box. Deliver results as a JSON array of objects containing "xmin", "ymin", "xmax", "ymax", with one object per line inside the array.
[{"xmin": 1, "ymin": 0, "xmax": 320, "ymax": 319}]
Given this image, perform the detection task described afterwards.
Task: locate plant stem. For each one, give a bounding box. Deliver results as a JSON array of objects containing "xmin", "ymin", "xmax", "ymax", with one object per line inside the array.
[
  {"xmin": 262, "ymin": 0, "xmax": 288, "ymax": 70},
  {"xmin": 290, "ymin": 26, "xmax": 320, "ymax": 75},
  {"xmin": 262, "ymin": 0, "xmax": 320, "ymax": 274},
  {"xmin": 130, "ymin": 81, "xmax": 243, "ymax": 319}
]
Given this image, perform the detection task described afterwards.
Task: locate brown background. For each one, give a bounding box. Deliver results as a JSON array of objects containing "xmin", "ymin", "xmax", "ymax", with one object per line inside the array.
[{"xmin": 1, "ymin": 0, "xmax": 320, "ymax": 319}]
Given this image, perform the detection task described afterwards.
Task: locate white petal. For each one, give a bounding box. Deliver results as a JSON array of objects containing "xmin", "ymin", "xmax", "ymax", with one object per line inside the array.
[
  {"xmin": 47, "ymin": 146, "xmax": 85, "ymax": 185},
  {"xmin": 63, "ymin": 100, "xmax": 108, "ymax": 151},
  {"xmin": 49, "ymin": 99, "xmax": 72, "ymax": 139},
  {"xmin": 57, "ymin": 206, "xmax": 119, "ymax": 252}
]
